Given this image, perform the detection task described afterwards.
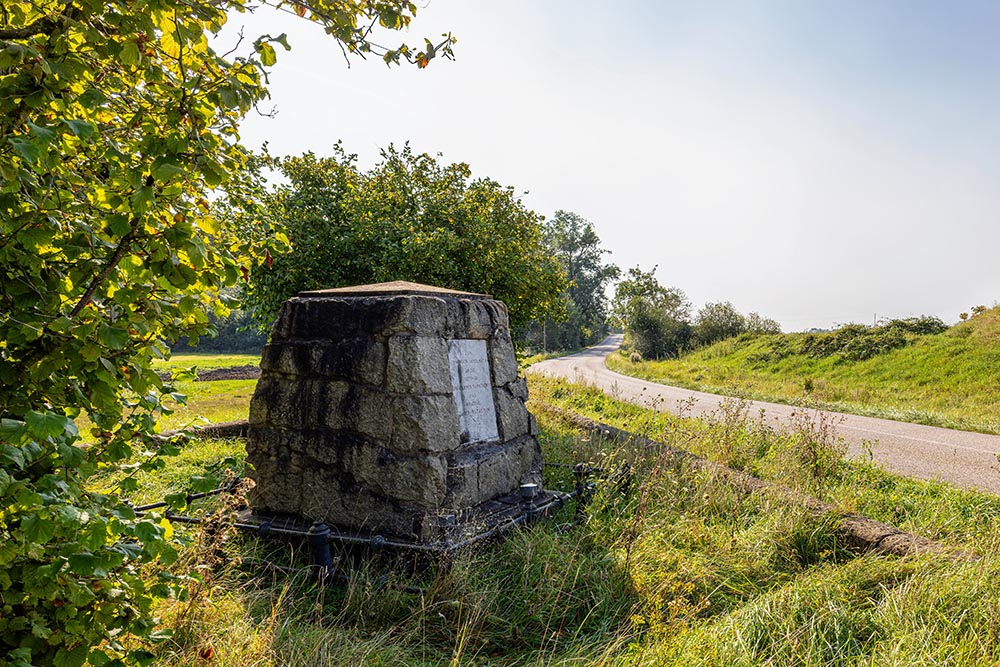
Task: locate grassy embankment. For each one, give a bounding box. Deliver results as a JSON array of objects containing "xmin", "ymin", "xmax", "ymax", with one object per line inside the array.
[
  {"xmin": 608, "ymin": 308, "xmax": 1000, "ymax": 434},
  {"xmin": 99, "ymin": 353, "xmax": 1000, "ymax": 665}
]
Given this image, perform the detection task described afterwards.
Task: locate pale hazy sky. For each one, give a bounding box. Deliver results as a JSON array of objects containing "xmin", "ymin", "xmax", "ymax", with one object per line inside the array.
[{"xmin": 220, "ymin": 1, "xmax": 1000, "ymax": 331}]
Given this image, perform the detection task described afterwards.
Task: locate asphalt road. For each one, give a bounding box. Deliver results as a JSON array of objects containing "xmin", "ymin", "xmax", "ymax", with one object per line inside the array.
[{"xmin": 529, "ymin": 334, "xmax": 1000, "ymax": 495}]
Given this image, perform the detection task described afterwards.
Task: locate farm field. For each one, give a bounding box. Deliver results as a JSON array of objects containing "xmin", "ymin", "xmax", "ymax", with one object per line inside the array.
[
  {"xmin": 108, "ymin": 364, "xmax": 1000, "ymax": 666},
  {"xmin": 608, "ymin": 309, "xmax": 1000, "ymax": 434}
]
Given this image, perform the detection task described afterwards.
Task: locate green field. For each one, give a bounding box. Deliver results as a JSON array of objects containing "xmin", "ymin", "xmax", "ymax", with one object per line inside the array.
[
  {"xmin": 152, "ymin": 352, "xmax": 262, "ymax": 373},
  {"xmin": 106, "ymin": 366, "xmax": 1000, "ymax": 666},
  {"xmin": 608, "ymin": 308, "xmax": 1000, "ymax": 434}
]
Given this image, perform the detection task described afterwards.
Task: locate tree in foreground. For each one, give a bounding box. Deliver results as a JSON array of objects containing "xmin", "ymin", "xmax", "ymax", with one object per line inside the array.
[
  {"xmin": 610, "ymin": 266, "xmax": 692, "ymax": 359},
  {"xmin": 0, "ymin": 2, "xmax": 451, "ymax": 664},
  {"xmin": 241, "ymin": 144, "xmax": 566, "ymax": 332},
  {"xmin": 526, "ymin": 210, "xmax": 619, "ymax": 350}
]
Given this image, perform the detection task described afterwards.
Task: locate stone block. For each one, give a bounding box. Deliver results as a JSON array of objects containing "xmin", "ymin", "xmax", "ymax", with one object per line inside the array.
[
  {"xmin": 327, "ymin": 385, "xmax": 392, "ymax": 441},
  {"xmin": 477, "ymin": 441, "xmax": 528, "ymax": 501},
  {"xmin": 391, "ymin": 394, "xmax": 461, "ymax": 453},
  {"xmin": 464, "ymin": 299, "xmax": 497, "ymax": 339},
  {"xmin": 259, "ymin": 343, "xmax": 306, "ymax": 376},
  {"xmin": 489, "ymin": 334, "xmax": 519, "ymax": 385},
  {"xmin": 387, "ymin": 335, "xmax": 453, "ymax": 394},
  {"xmin": 507, "ymin": 377, "xmax": 530, "ymax": 401},
  {"xmin": 343, "ymin": 443, "xmax": 447, "ymax": 506},
  {"xmin": 313, "ymin": 338, "xmax": 387, "ymax": 386},
  {"xmin": 381, "ymin": 295, "xmax": 449, "ymax": 337},
  {"xmin": 270, "ymin": 296, "xmax": 408, "ymax": 341},
  {"xmin": 445, "ymin": 454, "xmax": 480, "ymax": 508},
  {"xmin": 494, "ymin": 387, "xmax": 530, "ymax": 440},
  {"xmin": 251, "ymin": 376, "xmax": 328, "ymax": 430}
]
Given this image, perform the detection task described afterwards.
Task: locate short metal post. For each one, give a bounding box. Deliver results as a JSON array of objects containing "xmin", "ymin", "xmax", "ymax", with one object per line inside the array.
[{"xmin": 308, "ymin": 522, "xmax": 333, "ymax": 581}]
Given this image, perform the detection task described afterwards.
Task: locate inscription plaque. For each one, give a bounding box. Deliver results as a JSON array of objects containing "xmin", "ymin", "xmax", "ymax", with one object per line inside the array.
[{"xmin": 448, "ymin": 339, "xmax": 499, "ymax": 443}]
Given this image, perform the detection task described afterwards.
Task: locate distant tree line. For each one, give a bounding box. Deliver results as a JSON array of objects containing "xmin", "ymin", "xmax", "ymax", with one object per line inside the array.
[{"xmin": 171, "ymin": 308, "xmax": 267, "ymax": 354}]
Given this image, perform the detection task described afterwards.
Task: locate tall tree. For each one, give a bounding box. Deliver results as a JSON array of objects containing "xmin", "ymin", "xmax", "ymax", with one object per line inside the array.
[
  {"xmin": 533, "ymin": 210, "xmax": 619, "ymax": 349},
  {"xmin": 242, "ymin": 144, "xmax": 566, "ymax": 331},
  {"xmin": 611, "ymin": 266, "xmax": 692, "ymax": 359},
  {"xmin": 0, "ymin": 2, "xmax": 451, "ymax": 664}
]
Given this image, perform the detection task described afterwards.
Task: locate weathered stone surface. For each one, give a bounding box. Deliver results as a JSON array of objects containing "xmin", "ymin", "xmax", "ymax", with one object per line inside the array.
[
  {"xmin": 387, "ymin": 335, "xmax": 452, "ymax": 394},
  {"xmin": 314, "ymin": 338, "xmax": 386, "ymax": 385},
  {"xmin": 391, "ymin": 394, "xmax": 461, "ymax": 453},
  {"xmin": 444, "ymin": 436, "xmax": 542, "ymax": 507},
  {"xmin": 249, "ymin": 376, "xmax": 328, "ymax": 430},
  {"xmin": 342, "ymin": 443, "xmax": 447, "ymax": 506},
  {"xmin": 379, "ymin": 295, "xmax": 450, "ymax": 337},
  {"xmin": 488, "ymin": 334, "xmax": 519, "ymax": 385},
  {"xmin": 270, "ymin": 296, "xmax": 402, "ymax": 341},
  {"xmin": 464, "ymin": 299, "xmax": 497, "ymax": 339},
  {"xmin": 445, "ymin": 455, "xmax": 480, "ymax": 508},
  {"xmin": 324, "ymin": 385, "xmax": 392, "ymax": 441},
  {"xmin": 507, "ymin": 377, "xmax": 530, "ymax": 402},
  {"xmin": 479, "ymin": 436, "xmax": 541, "ymax": 500},
  {"xmin": 494, "ymin": 386, "xmax": 530, "ymax": 441},
  {"xmin": 247, "ymin": 281, "xmax": 546, "ymax": 543}
]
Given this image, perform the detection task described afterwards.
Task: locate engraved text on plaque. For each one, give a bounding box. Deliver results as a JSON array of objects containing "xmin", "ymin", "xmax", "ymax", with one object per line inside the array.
[{"xmin": 448, "ymin": 339, "xmax": 499, "ymax": 443}]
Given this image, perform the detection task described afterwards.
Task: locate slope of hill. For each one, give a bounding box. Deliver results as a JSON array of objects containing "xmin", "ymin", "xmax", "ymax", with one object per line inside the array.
[{"xmin": 608, "ymin": 308, "xmax": 1000, "ymax": 434}]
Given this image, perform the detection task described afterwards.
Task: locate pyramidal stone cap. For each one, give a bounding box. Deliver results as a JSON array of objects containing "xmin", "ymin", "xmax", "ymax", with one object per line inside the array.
[{"xmin": 298, "ymin": 280, "xmax": 492, "ymax": 299}]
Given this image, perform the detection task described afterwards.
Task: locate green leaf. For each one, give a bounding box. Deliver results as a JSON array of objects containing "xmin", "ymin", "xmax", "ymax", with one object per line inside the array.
[
  {"xmin": 201, "ymin": 162, "xmax": 223, "ymax": 186},
  {"xmin": 80, "ymin": 343, "xmax": 101, "ymax": 362},
  {"xmin": 131, "ymin": 185, "xmax": 154, "ymax": 213},
  {"xmin": 27, "ymin": 121, "xmax": 56, "ymax": 144},
  {"xmin": 22, "ymin": 513, "xmax": 57, "ymax": 544},
  {"xmin": 0, "ymin": 418, "xmax": 26, "ymax": 444},
  {"xmin": 164, "ymin": 492, "xmax": 188, "ymax": 511},
  {"xmin": 152, "ymin": 161, "xmax": 187, "ymax": 181},
  {"xmin": 120, "ymin": 40, "xmax": 140, "ymax": 66},
  {"xmin": 68, "ymin": 552, "xmax": 102, "ymax": 576},
  {"xmin": 9, "ymin": 136, "xmax": 41, "ymax": 164},
  {"xmin": 134, "ymin": 520, "xmax": 163, "ymax": 543},
  {"xmin": 98, "ymin": 324, "xmax": 130, "ymax": 350},
  {"xmin": 257, "ymin": 41, "xmax": 277, "ymax": 66},
  {"xmin": 25, "ymin": 410, "xmax": 70, "ymax": 439},
  {"xmin": 53, "ymin": 645, "xmax": 89, "ymax": 667},
  {"xmin": 64, "ymin": 119, "xmax": 95, "ymax": 139},
  {"xmin": 107, "ymin": 214, "xmax": 132, "ymax": 236}
]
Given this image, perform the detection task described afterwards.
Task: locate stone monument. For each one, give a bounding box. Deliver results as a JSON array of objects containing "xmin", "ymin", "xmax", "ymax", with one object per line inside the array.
[{"xmin": 246, "ymin": 281, "xmax": 545, "ymax": 544}]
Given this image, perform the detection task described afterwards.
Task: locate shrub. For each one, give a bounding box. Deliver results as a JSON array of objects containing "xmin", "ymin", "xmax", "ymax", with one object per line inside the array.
[{"xmin": 796, "ymin": 317, "xmax": 947, "ymax": 362}]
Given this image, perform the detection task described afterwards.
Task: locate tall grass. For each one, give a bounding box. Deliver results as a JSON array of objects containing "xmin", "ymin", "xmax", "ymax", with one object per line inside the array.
[{"xmin": 115, "ymin": 373, "xmax": 1000, "ymax": 666}]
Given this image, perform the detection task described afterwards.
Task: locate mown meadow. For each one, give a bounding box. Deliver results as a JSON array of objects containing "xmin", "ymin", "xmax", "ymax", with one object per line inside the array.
[
  {"xmin": 99, "ymin": 355, "xmax": 1000, "ymax": 666},
  {"xmin": 608, "ymin": 307, "xmax": 1000, "ymax": 434}
]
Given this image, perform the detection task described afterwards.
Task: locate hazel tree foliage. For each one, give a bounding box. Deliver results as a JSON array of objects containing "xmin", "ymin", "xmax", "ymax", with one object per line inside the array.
[
  {"xmin": 242, "ymin": 144, "xmax": 567, "ymax": 331},
  {"xmin": 0, "ymin": 2, "xmax": 452, "ymax": 665}
]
